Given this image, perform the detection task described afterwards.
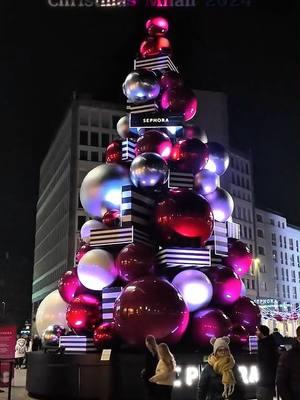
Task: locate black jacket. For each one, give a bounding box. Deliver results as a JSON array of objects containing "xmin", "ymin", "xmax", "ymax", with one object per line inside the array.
[
  {"xmin": 271, "ymin": 331, "xmax": 284, "ymax": 347},
  {"xmin": 142, "ymin": 349, "xmax": 159, "ymax": 381},
  {"xmin": 198, "ymin": 364, "xmax": 246, "ymax": 400},
  {"xmin": 276, "ymin": 341, "xmax": 300, "ymax": 400},
  {"xmin": 257, "ymin": 335, "xmax": 279, "ymax": 388}
]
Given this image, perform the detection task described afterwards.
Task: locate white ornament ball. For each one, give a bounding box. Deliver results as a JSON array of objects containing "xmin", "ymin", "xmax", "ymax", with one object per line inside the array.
[{"xmin": 36, "ymin": 290, "xmax": 68, "ymax": 336}]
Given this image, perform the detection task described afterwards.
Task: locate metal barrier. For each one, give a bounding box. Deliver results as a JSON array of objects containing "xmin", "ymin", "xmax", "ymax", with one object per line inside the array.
[{"xmin": 0, "ymin": 358, "xmax": 14, "ymax": 400}]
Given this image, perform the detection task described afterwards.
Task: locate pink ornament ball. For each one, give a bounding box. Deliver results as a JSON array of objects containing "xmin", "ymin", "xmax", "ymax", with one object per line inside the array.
[
  {"xmin": 160, "ymin": 71, "xmax": 183, "ymax": 90},
  {"xmin": 229, "ymin": 296, "xmax": 261, "ymax": 335},
  {"xmin": 229, "ymin": 323, "xmax": 249, "ymax": 345},
  {"xmin": 135, "ymin": 130, "xmax": 172, "ymax": 160},
  {"xmin": 160, "ymin": 87, "xmax": 198, "ymax": 122},
  {"xmin": 93, "ymin": 322, "xmax": 116, "ymax": 349},
  {"xmin": 224, "ymin": 240, "xmax": 253, "ymax": 277},
  {"xmin": 171, "ymin": 138, "xmax": 208, "ymax": 173},
  {"xmin": 58, "ymin": 268, "xmax": 82, "ymax": 304},
  {"xmin": 146, "ymin": 16, "xmax": 169, "ymax": 36}
]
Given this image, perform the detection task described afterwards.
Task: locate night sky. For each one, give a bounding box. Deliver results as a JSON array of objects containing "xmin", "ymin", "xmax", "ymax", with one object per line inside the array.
[{"xmin": 0, "ymin": 0, "xmax": 299, "ymax": 323}]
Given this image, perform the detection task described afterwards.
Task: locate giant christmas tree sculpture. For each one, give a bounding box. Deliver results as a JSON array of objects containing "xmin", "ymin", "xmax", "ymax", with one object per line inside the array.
[{"xmin": 35, "ymin": 17, "xmax": 261, "ymax": 351}]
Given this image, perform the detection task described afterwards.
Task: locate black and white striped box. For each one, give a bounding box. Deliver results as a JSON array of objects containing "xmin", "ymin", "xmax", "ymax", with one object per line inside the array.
[
  {"xmin": 122, "ymin": 139, "xmax": 136, "ymax": 162},
  {"xmin": 206, "ymin": 221, "xmax": 228, "ymax": 257},
  {"xmin": 59, "ymin": 336, "xmax": 97, "ymax": 353},
  {"xmin": 134, "ymin": 55, "xmax": 179, "ymax": 73},
  {"xmin": 102, "ymin": 287, "xmax": 123, "ymax": 322},
  {"xmin": 226, "ymin": 221, "xmax": 240, "ymax": 240},
  {"xmin": 168, "ymin": 171, "xmax": 194, "ymax": 189},
  {"xmin": 157, "ymin": 247, "xmax": 211, "ymax": 269},
  {"xmin": 126, "ymin": 102, "xmax": 158, "ymax": 114}
]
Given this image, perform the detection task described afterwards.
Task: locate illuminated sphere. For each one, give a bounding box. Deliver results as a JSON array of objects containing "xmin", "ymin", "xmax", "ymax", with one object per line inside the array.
[
  {"xmin": 160, "ymin": 87, "xmax": 198, "ymax": 122},
  {"xmin": 78, "ymin": 249, "xmax": 117, "ymax": 291},
  {"xmin": 116, "ymin": 243, "xmax": 155, "ymax": 282},
  {"xmin": 75, "ymin": 244, "xmax": 91, "ymax": 264},
  {"xmin": 194, "ymin": 170, "xmax": 219, "ymax": 196},
  {"xmin": 106, "ymin": 140, "xmax": 123, "ymax": 164},
  {"xmin": 42, "ymin": 325, "xmax": 66, "ymax": 347},
  {"xmin": 140, "ymin": 37, "xmax": 171, "ymax": 58},
  {"xmin": 202, "ymin": 266, "xmax": 242, "ymax": 305},
  {"xmin": 93, "ymin": 322, "xmax": 116, "ymax": 349},
  {"xmin": 66, "ymin": 294, "xmax": 102, "ymax": 336},
  {"xmin": 80, "ymin": 219, "xmax": 105, "ymax": 244},
  {"xmin": 224, "ymin": 240, "xmax": 253, "ymax": 277},
  {"xmin": 229, "ymin": 296, "xmax": 261, "ymax": 335},
  {"xmin": 171, "ymin": 269, "xmax": 213, "ymax": 312},
  {"xmin": 36, "ymin": 290, "xmax": 68, "ymax": 336},
  {"xmin": 130, "ymin": 152, "xmax": 169, "ymax": 189},
  {"xmin": 171, "ymin": 138, "xmax": 208, "ymax": 173},
  {"xmin": 146, "ymin": 16, "xmax": 169, "ymax": 36},
  {"xmin": 205, "ymin": 142, "xmax": 229, "ymax": 176},
  {"xmin": 204, "ymin": 187, "xmax": 234, "ymax": 222},
  {"xmin": 102, "ymin": 209, "xmax": 120, "ymax": 228},
  {"xmin": 155, "ymin": 189, "xmax": 214, "ymax": 246},
  {"xmin": 160, "ymin": 71, "xmax": 183, "ymax": 90},
  {"xmin": 122, "ymin": 70, "xmax": 160, "ymax": 103},
  {"xmin": 114, "ymin": 276, "xmax": 189, "ymax": 346},
  {"xmin": 80, "ymin": 163, "xmax": 130, "ymax": 219},
  {"xmin": 116, "ymin": 115, "xmax": 139, "ymax": 139},
  {"xmin": 229, "ymin": 323, "xmax": 249, "ymax": 346},
  {"xmin": 192, "ymin": 308, "xmax": 232, "ymax": 347},
  {"xmin": 58, "ymin": 268, "xmax": 82, "ymax": 304},
  {"xmin": 183, "ymin": 125, "xmax": 208, "ymax": 143},
  {"xmin": 135, "ymin": 130, "xmax": 172, "ymax": 160}
]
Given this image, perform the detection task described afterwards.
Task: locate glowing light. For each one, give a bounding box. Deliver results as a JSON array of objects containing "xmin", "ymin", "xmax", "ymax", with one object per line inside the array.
[
  {"xmin": 104, "ymin": 188, "xmax": 121, "ymax": 206},
  {"xmin": 186, "ymin": 366, "xmax": 199, "ymax": 386},
  {"xmin": 205, "ymin": 159, "xmax": 217, "ymax": 173},
  {"xmin": 213, "ymin": 209, "xmax": 226, "ymax": 221}
]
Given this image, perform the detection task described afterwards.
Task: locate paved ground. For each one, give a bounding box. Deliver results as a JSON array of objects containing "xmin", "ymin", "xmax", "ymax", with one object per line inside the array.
[{"xmin": 0, "ymin": 369, "xmax": 32, "ymax": 400}]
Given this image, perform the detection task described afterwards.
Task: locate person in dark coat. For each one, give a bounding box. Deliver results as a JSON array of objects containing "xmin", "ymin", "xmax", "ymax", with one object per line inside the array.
[
  {"xmin": 276, "ymin": 326, "xmax": 300, "ymax": 400},
  {"xmin": 198, "ymin": 336, "xmax": 245, "ymax": 400},
  {"xmin": 256, "ymin": 325, "xmax": 279, "ymax": 400},
  {"xmin": 31, "ymin": 335, "xmax": 42, "ymax": 351},
  {"xmin": 141, "ymin": 335, "xmax": 159, "ymax": 400},
  {"xmin": 271, "ymin": 328, "xmax": 284, "ymax": 347}
]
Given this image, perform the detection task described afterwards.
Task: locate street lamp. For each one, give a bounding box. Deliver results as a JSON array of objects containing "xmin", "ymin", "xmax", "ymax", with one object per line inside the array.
[
  {"xmin": 253, "ymin": 258, "xmax": 260, "ymax": 299},
  {"xmin": 1, "ymin": 301, "xmax": 5, "ymax": 319}
]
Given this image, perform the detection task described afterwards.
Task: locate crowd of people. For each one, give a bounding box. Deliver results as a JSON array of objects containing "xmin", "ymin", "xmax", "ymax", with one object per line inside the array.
[{"xmin": 14, "ymin": 334, "xmax": 42, "ymax": 369}]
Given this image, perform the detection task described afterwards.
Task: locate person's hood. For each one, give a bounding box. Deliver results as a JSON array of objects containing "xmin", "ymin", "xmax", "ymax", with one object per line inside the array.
[{"xmin": 17, "ymin": 338, "xmax": 26, "ymax": 346}]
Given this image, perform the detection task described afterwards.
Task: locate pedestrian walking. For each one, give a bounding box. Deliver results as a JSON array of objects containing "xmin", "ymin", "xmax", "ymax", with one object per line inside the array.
[
  {"xmin": 276, "ymin": 326, "xmax": 300, "ymax": 400},
  {"xmin": 15, "ymin": 336, "xmax": 27, "ymax": 369},
  {"xmin": 256, "ymin": 325, "xmax": 279, "ymax": 400},
  {"xmin": 149, "ymin": 343, "xmax": 176, "ymax": 400},
  {"xmin": 31, "ymin": 334, "xmax": 42, "ymax": 351},
  {"xmin": 197, "ymin": 336, "xmax": 245, "ymax": 400},
  {"xmin": 271, "ymin": 328, "xmax": 284, "ymax": 347},
  {"xmin": 141, "ymin": 335, "xmax": 159, "ymax": 400}
]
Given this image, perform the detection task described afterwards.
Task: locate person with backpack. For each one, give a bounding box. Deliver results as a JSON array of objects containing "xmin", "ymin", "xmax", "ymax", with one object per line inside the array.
[{"xmin": 15, "ymin": 336, "xmax": 27, "ymax": 369}]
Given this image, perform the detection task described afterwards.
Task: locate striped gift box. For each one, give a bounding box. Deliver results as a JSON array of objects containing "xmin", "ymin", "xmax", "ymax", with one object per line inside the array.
[
  {"xmin": 102, "ymin": 287, "xmax": 123, "ymax": 322},
  {"xmin": 210, "ymin": 254, "xmax": 223, "ymax": 267},
  {"xmin": 168, "ymin": 171, "xmax": 194, "ymax": 189},
  {"xmin": 157, "ymin": 247, "xmax": 211, "ymax": 269},
  {"xmin": 226, "ymin": 221, "xmax": 240, "ymax": 240},
  {"xmin": 206, "ymin": 221, "xmax": 228, "ymax": 257},
  {"xmin": 126, "ymin": 102, "xmax": 159, "ymax": 114},
  {"xmin": 90, "ymin": 226, "xmax": 152, "ymax": 247},
  {"xmin": 122, "ymin": 139, "xmax": 136, "ymax": 161},
  {"xmin": 134, "ymin": 56, "xmax": 179, "ymax": 73},
  {"xmin": 59, "ymin": 336, "xmax": 97, "ymax": 353}
]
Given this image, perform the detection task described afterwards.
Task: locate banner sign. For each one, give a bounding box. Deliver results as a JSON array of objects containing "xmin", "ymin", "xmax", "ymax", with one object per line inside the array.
[
  {"xmin": 130, "ymin": 113, "xmax": 183, "ymax": 128},
  {"xmin": 0, "ymin": 325, "xmax": 16, "ymax": 387}
]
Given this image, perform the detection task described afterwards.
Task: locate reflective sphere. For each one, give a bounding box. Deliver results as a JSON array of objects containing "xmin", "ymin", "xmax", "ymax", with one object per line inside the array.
[
  {"xmin": 229, "ymin": 296, "xmax": 261, "ymax": 335},
  {"xmin": 58, "ymin": 268, "xmax": 82, "ymax": 304},
  {"xmin": 106, "ymin": 140, "xmax": 123, "ymax": 164},
  {"xmin": 78, "ymin": 249, "xmax": 117, "ymax": 291},
  {"xmin": 229, "ymin": 323, "xmax": 249, "ymax": 345},
  {"xmin": 80, "ymin": 163, "xmax": 130, "ymax": 219},
  {"xmin": 42, "ymin": 325, "xmax": 66, "ymax": 347},
  {"xmin": 160, "ymin": 87, "xmax": 198, "ymax": 122},
  {"xmin": 240, "ymin": 280, "xmax": 247, "ymax": 297},
  {"xmin": 192, "ymin": 308, "xmax": 232, "ymax": 347},
  {"xmin": 171, "ymin": 138, "xmax": 208, "ymax": 173},
  {"xmin": 135, "ymin": 130, "xmax": 172, "ymax": 159},
  {"xmin": 202, "ymin": 266, "xmax": 242, "ymax": 305},
  {"xmin": 114, "ymin": 276, "xmax": 189, "ymax": 346},
  {"xmin": 93, "ymin": 322, "xmax": 116, "ymax": 349},
  {"xmin": 116, "ymin": 115, "xmax": 139, "ymax": 139},
  {"xmin": 102, "ymin": 209, "xmax": 120, "ymax": 228},
  {"xmin": 140, "ymin": 37, "xmax": 171, "ymax": 58},
  {"xmin": 116, "ymin": 243, "xmax": 155, "ymax": 282},
  {"xmin": 130, "ymin": 152, "xmax": 169, "ymax": 189},
  {"xmin": 171, "ymin": 269, "xmax": 213, "ymax": 312},
  {"xmin": 122, "ymin": 70, "xmax": 160, "ymax": 104},
  {"xmin": 80, "ymin": 220, "xmax": 105, "ymax": 244},
  {"xmin": 75, "ymin": 244, "xmax": 91, "ymax": 264},
  {"xmin": 205, "ymin": 142, "xmax": 229, "ymax": 176},
  {"xmin": 204, "ymin": 187, "xmax": 234, "ymax": 222},
  {"xmin": 183, "ymin": 125, "xmax": 208, "ymax": 143},
  {"xmin": 155, "ymin": 189, "xmax": 214, "ymax": 246},
  {"xmin": 66, "ymin": 294, "xmax": 102, "ymax": 336},
  {"xmin": 146, "ymin": 16, "xmax": 169, "ymax": 36},
  {"xmin": 36, "ymin": 290, "xmax": 69, "ymax": 336},
  {"xmin": 194, "ymin": 170, "xmax": 219, "ymax": 196},
  {"xmin": 224, "ymin": 240, "xmax": 253, "ymax": 277},
  {"xmin": 160, "ymin": 71, "xmax": 183, "ymax": 90}
]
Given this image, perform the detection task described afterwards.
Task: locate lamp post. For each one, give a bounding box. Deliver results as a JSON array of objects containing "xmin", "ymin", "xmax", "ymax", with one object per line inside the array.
[
  {"xmin": 253, "ymin": 258, "xmax": 260, "ymax": 299},
  {"xmin": 1, "ymin": 301, "xmax": 5, "ymax": 319}
]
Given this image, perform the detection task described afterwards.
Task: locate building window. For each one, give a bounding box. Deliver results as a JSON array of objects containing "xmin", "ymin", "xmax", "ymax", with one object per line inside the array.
[
  {"xmin": 297, "ymin": 255, "xmax": 300, "ymax": 267},
  {"xmin": 80, "ymin": 130, "xmax": 88, "ymax": 145},
  {"xmin": 251, "ymin": 280, "xmax": 255, "ymax": 290},
  {"xmin": 91, "ymin": 111, "xmax": 99, "ymax": 127},
  {"xmin": 277, "ymin": 221, "xmax": 281, "ymax": 228},
  {"xmin": 282, "ymin": 222, "xmax": 285, "ymax": 228},
  {"xmin": 275, "ymin": 267, "xmax": 278, "ymax": 280},
  {"xmin": 276, "ymin": 284, "xmax": 280, "ymax": 297},
  {"xmin": 296, "ymin": 240, "xmax": 299, "ymax": 252},
  {"xmin": 270, "ymin": 219, "xmax": 275, "ymax": 226},
  {"xmin": 290, "ymin": 254, "xmax": 295, "ymax": 267},
  {"xmin": 286, "ymin": 269, "xmax": 289, "ymax": 281},
  {"xmin": 249, "ymin": 244, "xmax": 253, "ymax": 253},
  {"xmin": 287, "ymin": 285, "xmax": 290, "ymax": 298},
  {"xmin": 112, "ymin": 115, "xmax": 120, "ymax": 129},
  {"xmin": 285, "ymin": 253, "xmax": 288, "ymax": 265},
  {"xmin": 279, "ymin": 235, "xmax": 282, "ymax": 247},
  {"xmin": 258, "ymin": 246, "xmax": 265, "ymax": 256},
  {"xmin": 284, "ymin": 237, "xmax": 287, "ymax": 248},
  {"xmin": 245, "ymin": 163, "xmax": 249, "ymax": 174},
  {"xmin": 280, "ymin": 251, "xmax": 283, "ymax": 264},
  {"xmin": 78, "ymin": 195, "xmax": 83, "ymax": 209},
  {"xmin": 256, "ymin": 214, "xmax": 263, "ymax": 222},
  {"xmin": 257, "ymin": 229, "xmax": 264, "ymax": 238},
  {"xmin": 264, "ymin": 282, "xmax": 267, "ymax": 291},
  {"xmin": 299, "ymin": 271, "xmax": 300, "ymax": 283},
  {"xmin": 80, "ymin": 150, "xmax": 88, "ymax": 161},
  {"xmin": 248, "ymin": 227, "xmax": 252, "ymax": 239},
  {"xmin": 80, "ymin": 109, "xmax": 88, "ymax": 125},
  {"xmin": 91, "ymin": 152, "xmax": 99, "ymax": 162},
  {"xmin": 101, "ymin": 152, "xmax": 106, "ymax": 162},
  {"xmin": 272, "ymin": 250, "xmax": 278, "ymax": 262},
  {"xmin": 243, "ymin": 226, "xmax": 247, "ymax": 238},
  {"xmin": 282, "ymin": 285, "xmax": 286, "ymax": 298},
  {"xmin": 292, "ymin": 270, "xmax": 296, "ymax": 283},
  {"xmin": 241, "ymin": 177, "xmax": 245, "ymax": 188},
  {"xmin": 289, "ymin": 238, "xmax": 294, "ymax": 250},
  {"xmin": 292, "ymin": 287, "xmax": 297, "ymax": 299},
  {"xmin": 281, "ymin": 268, "xmax": 285, "ymax": 281},
  {"xmin": 231, "ymin": 173, "xmax": 235, "ymax": 185},
  {"xmin": 101, "ymin": 112, "xmax": 110, "ymax": 128},
  {"xmin": 271, "ymin": 233, "xmax": 276, "ymax": 246},
  {"xmin": 246, "ymin": 279, "xmax": 250, "ymax": 289},
  {"xmin": 91, "ymin": 132, "xmax": 99, "ymax": 147},
  {"xmin": 246, "ymin": 179, "xmax": 250, "ymax": 190},
  {"xmin": 77, "ymin": 215, "xmax": 86, "ymax": 230},
  {"xmin": 247, "ymin": 209, "xmax": 251, "ymax": 222},
  {"xmin": 101, "ymin": 133, "xmax": 110, "ymax": 147}
]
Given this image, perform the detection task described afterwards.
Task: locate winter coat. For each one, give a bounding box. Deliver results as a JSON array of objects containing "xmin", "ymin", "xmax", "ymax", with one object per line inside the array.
[
  {"xmin": 150, "ymin": 359, "xmax": 176, "ymax": 386},
  {"xmin": 198, "ymin": 364, "xmax": 246, "ymax": 400},
  {"xmin": 15, "ymin": 338, "xmax": 27, "ymax": 358},
  {"xmin": 257, "ymin": 335, "xmax": 279, "ymax": 388},
  {"xmin": 141, "ymin": 349, "xmax": 159, "ymax": 382},
  {"xmin": 276, "ymin": 341, "xmax": 300, "ymax": 400},
  {"xmin": 271, "ymin": 331, "xmax": 284, "ymax": 347}
]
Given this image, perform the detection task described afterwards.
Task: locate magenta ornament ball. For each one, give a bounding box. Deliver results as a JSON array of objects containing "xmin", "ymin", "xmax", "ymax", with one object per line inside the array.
[
  {"xmin": 75, "ymin": 244, "xmax": 91, "ymax": 264},
  {"xmin": 146, "ymin": 16, "xmax": 169, "ymax": 36},
  {"xmin": 114, "ymin": 276, "xmax": 189, "ymax": 346},
  {"xmin": 202, "ymin": 266, "xmax": 242, "ymax": 305},
  {"xmin": 192, "ymin": 308, "xmax": 232, "ymax": 347},
  {"xmin": 229, "ymin": 296, "xmax": 261, "ymax": 335},
  {"xmin": 93, "ymin": 322, "xmax": 116, "ymax": 349},
  {"xmin": 229, "ymin": 323, "xmax": 249, "ymax": 345},
  {"xmin": 135, "ymin": 130, "xmax": 172, "ymax": 160},
  {"xmin": 171, "ymin": 138, "xmax": 208, "ymax": 173},
  {"xmin": 224, "ymin": 240, "xmax": 253, "ymax": 277},
  {"xmin": 58, "ymin": 268, "xmax": 83, "ymax": 304},
  {"xmin": 171, "ymin": 269, "xmax": 213, "ymax": 312},
  {"xmin": 160, "ymin": 87, "xmax": 198, "ymax": 122},
  {"xmin": 160, "ymin": 71, "xmax": 183, "ymax": 90}
]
